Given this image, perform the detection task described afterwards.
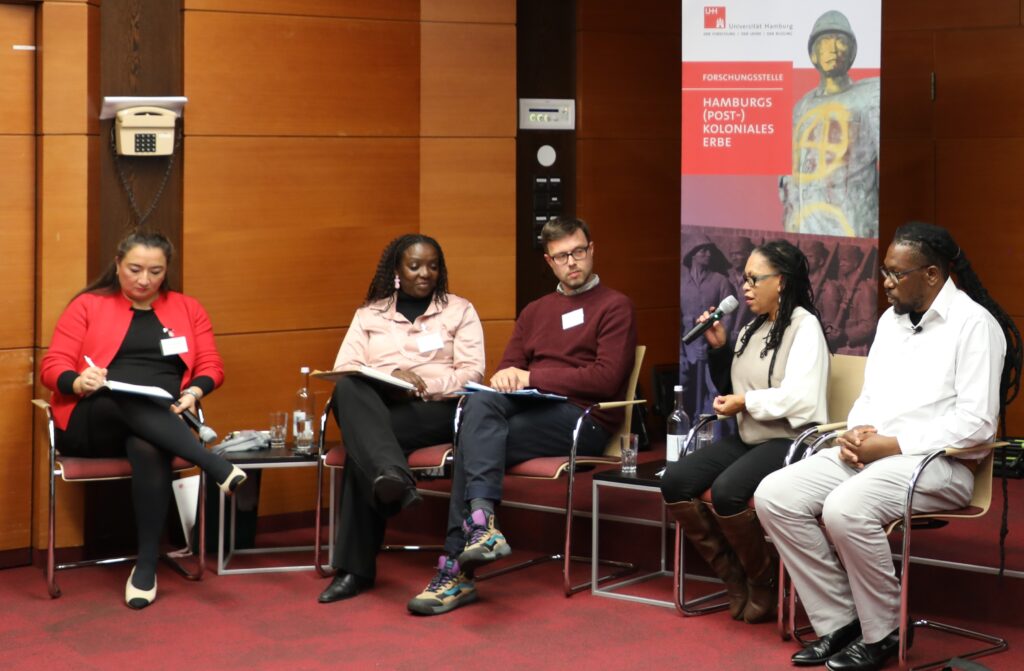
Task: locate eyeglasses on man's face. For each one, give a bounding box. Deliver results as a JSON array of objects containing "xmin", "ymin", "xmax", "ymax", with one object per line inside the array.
[
  {"xmin": 744, "ymin": 272, "xmax": 779, "ymax": 288},
  {"xmin": 548, "ymin": 245, "xmax": 591, "ymax": 265},
  {"xmin": 879, "ymin": 265, "xmax": 928, "ymax": 285}
]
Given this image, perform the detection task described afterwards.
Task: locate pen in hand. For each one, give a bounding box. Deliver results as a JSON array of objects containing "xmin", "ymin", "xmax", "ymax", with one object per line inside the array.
[
  {"xmin": 79, "ymin": 355, "xmax": 108, "ymax": 396},
  {"xmin": 83, "ymin": 355, "xmax": 108, "ymax": 381}
]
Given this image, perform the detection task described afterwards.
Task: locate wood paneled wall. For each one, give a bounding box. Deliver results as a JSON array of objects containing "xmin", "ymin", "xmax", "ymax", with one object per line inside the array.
[
  {"xmin": 881, "ymin": 1, "xmax": 1024, "ymax": 434},
  {"xmin": 21, "ymin": 0, "xmax": 1024, "ymax": 555},
  {"xmin": 182, "ymin": 1, "xmax": 516, "ymax": 516},
  {"xmin": 573, "ymin": 1, "xmax": 1024, "ymax": 438},
  {"xmin": 30, "ymin": 0, "xmax": 100, "ymax": 553},
  {"xmin": 575, "ymin": 1, "xmax": 682, "ymax": 417},
  {"xmin": 0, "ymin": 0, "xmax": 35, "ymax": 563}
]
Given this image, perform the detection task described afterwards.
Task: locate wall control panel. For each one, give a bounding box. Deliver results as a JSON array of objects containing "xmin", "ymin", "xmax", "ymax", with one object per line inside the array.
[{"xmin": 518, "ymin": 98, "xmax": 575, "ymax": 130}]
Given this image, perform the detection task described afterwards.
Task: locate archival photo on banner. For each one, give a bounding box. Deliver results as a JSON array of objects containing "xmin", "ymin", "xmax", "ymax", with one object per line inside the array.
[{"xmin": 679, "ymin": 0, "xmax": 881, "ymax": 420}]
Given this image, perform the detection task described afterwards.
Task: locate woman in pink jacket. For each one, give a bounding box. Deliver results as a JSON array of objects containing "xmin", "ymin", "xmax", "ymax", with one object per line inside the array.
[
  {"xmin": 40, "ymin": 230, "xmax": 245, "ymax": 610},
  {"xmin": 318, "ymin": 234, "xmax": 485, "ymax": 604}
]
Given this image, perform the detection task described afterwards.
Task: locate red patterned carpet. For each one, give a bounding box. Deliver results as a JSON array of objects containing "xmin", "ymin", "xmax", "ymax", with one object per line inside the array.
[
  {"xmin": 1, "ymin": 549, "xmax": 1021, "ymax": 671},
  {"xmin": 3, "ymin": 449, "xmax": 1022, "ymax": 670}
]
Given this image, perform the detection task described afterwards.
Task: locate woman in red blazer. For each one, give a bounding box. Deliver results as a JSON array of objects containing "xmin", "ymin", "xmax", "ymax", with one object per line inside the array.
[{"xmin": 40, "ymin": 230, "xmax": 245, "ymax": 610}]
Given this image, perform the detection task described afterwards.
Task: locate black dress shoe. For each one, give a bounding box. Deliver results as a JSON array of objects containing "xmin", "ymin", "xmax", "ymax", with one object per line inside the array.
[
  {"xmin": 318, "ymin": 573, "xmax": 372, "ymax": 604},
  {"xmin": 792, "ymin": 620, "xmax": 862, "ymax": 666},
  {"xmin": 373, "ymin": 467, "xmax": 422, "ymax": 511},
  {"xmin": 824, "ymin": 625, "xmax": 911, "ymax": 671}
]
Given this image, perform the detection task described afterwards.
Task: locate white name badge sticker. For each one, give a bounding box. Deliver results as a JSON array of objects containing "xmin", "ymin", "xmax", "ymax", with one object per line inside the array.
[
  {"xmin": 160, "ymin": 336, "xmax": 189, "ymax": 356},
  {"xmin": 417, "ymin": 332, "xmax": 444, "ymax": 353},
  {"xmin": 561, "ymin": 308, "xmax": 584, "ymax": 330}
]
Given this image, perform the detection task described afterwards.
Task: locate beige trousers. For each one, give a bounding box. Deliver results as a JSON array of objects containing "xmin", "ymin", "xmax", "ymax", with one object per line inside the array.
[{"xmin": 754, "ymin": 447, "xmax": 973, "ymax": 644}]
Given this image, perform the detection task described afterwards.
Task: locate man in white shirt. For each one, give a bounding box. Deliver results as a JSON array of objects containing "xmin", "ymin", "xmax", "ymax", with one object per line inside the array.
[{"xmin": 754, "ymin": 222, "xmax": 1016, "ymax": 671}]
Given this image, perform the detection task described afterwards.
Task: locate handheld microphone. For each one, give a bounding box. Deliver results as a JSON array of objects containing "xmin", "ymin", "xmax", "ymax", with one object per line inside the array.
[
  {"xmin": 180, "ymin": 409, "xmax": 218, "ymax": 443},
  {"xmin": 682, "ymin": 296, "xmax": 739, "ymax": 345}
]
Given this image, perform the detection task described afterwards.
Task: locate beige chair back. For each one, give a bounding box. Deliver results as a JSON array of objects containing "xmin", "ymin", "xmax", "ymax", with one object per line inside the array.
[
  {"xmin": 827, "ymin": 354, "xmax": 867, "ymax": 424},
  {"xmin": 967, "ymin": 449, "xmax": 995, "ymax": 515},
  {"xmin": 604, "ymin": 345, "xmax": 647, "ymax": 456}
]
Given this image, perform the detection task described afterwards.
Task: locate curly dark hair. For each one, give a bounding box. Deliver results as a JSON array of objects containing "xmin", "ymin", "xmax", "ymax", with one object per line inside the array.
[
  {"xmin": 735, "ymin": 239, "xmax": 831, "ymax": 384},
  {"xmin": 893, "ymin": 222, "xmax": 1022, "ymax": 408},
  {"xmin": 365, "ymin": 234, "xmax": 449, "ymax": 307},
  {"xmin": 76, "ymin": 229, "xmax": 176, "ymax": 299}
]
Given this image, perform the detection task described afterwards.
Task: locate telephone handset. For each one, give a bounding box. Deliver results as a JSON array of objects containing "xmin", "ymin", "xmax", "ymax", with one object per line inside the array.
[{"xmin": 115, "ymin": 106, "xmax": 176, "ymax": 156}]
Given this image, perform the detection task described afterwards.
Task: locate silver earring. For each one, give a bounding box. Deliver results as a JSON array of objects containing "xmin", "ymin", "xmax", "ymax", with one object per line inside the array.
[{"xmin": 394, "ymin": 274, "xmax": 400, "ymax": 290}]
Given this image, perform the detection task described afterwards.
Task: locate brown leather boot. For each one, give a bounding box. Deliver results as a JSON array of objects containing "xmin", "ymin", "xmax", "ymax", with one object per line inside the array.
[
  {"xmin": 666, "ymin": 499, "xmax": 748, "ymax": 619},
  {"xmin": 715, "ymin": 508, "xmax": 777, "ymax": 624}
]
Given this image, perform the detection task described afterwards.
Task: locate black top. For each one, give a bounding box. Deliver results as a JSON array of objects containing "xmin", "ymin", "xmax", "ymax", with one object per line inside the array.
[
  {"xmin": 395, "ymin": 291, "xmax": 433, "ymax": 324},
  {"xmin": 104, "ymin": 309, "xmax": 187, "ymax": 398},
  {"xmin": 55, "ymin": 307, "xmax": 216, "ymax": 398}
]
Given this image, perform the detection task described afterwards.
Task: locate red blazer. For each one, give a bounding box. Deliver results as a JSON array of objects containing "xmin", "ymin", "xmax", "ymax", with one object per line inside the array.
[{"xmin": 40, "ymin": 291, "xmax": 225, "ymax": 430}]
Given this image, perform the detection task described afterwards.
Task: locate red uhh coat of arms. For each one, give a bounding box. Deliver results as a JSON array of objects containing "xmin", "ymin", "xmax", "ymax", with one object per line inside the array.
[{"xmin": 704, "ymin": 7, "xmax": 726, "ymax": 29}]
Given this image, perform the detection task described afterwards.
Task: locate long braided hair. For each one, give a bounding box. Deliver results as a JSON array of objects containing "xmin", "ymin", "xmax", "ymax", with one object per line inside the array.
[
  {"xmin": 893, "ymin": 221, "xmax": 1023, "ymax": 577},
  {"xmin": 893, "ymin": 222, "xmax": 1022, "ymax": 407},
  {"xmin": 364, "ymin": 234, "xmax": 449, "ymax": 307},
  {"xmin": 735, "ymin": 239, "xmax": 831, "ymax": 385}
]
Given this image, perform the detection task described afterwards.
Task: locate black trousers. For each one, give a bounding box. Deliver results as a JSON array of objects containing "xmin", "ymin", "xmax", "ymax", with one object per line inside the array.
[
  {"xmin": 55, "ymin": 391, "xmax": 233, "ymax": 570},
  {"xmin": 442, "ymin": 391, "xmax": 610, "ymax": 557},
  {"xmin": 330, "ymin": 376, "xmax": 456, "ymax": 581},
  {"xmin": 659, "ymin": 433, "xmax": 793, "ymax": 516}
]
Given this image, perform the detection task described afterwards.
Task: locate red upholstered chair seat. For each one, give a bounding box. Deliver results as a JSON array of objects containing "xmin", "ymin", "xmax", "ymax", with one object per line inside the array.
[
  {"xmin": 56, "ymin": 455, "xmax": 195, "ymax": 481},
  {"xmin": 34, "ymin": 398, "xmax": 207, "ymax": 598},
  {"xmin": 313, "ymin": 403, "xmax": 456, "ymax": 577},
  {"xmin": 322, "ymin": 443, "xmax": 451, "ymax": 470},
  {"xmin": 408, "ymin": 444, "xmax": 452, "ymax": 469},
  {"xmin": 507, "ymin": 455, "xmax": 620, "ymax": 479}
]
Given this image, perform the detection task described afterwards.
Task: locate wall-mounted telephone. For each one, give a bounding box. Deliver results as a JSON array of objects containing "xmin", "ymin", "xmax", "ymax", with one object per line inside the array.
[{"xmin": 115, "ymin": 106, "xmax": 176, "ymax": 156}]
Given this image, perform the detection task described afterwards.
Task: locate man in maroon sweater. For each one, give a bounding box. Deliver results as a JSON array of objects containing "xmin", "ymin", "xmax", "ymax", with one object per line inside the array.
[{"xmin": 408, "ymin": 216, "xmax": 637, "ymax": 615}]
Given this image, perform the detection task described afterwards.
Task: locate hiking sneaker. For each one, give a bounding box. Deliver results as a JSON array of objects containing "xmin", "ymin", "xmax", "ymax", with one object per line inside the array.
[
  {"xmin": 407, "ymin": 555, "xmax": 478, "ymax": 616},
  {"xmin": 457, "ymin": 509, "xmax": 511, "ymax": 571}
]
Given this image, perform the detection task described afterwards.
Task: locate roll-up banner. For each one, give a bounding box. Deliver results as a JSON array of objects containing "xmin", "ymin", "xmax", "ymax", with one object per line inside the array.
[{"xmin": 680, "ymin": 0, "xmax": 881, "ymax": 419}]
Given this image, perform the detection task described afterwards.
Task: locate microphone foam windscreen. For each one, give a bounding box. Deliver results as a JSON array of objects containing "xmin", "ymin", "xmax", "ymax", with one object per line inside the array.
[{"xmin": 719, "ymin": 295, "xmax": 739, "ymax": 314}]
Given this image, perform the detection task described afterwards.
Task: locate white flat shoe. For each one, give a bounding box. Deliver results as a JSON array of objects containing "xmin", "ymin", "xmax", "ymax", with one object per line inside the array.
[
  {"xmin": 219, "ymin": 465, "xmax": 247, "ymax": 494},
  {"xmin": 125, "ymin": 567, "xmax": 157, "ymax": 610}
]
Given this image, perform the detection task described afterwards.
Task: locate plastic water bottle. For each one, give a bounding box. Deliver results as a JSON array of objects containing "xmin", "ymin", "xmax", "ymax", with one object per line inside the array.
[
  {"xmin": 293, "ymin": 366, "xmax": 314, "ymax": 453},
  {"xmin": 666, "ymin": 385, "xmax": 690, "ymax": 462}
]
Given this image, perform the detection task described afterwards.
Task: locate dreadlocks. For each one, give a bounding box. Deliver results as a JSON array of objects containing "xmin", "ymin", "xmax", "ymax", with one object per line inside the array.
[
  {"xmin": 893, "ymin": 222, "xmax": 1022, "ymax": 408},
  {"xmin": 364, "ymin": 234, "xmax": 449, "ymax": 307}
]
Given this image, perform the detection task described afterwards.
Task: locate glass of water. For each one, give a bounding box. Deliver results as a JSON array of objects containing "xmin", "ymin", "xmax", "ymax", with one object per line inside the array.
[
  {"xmin": 269, "ymin": 412, "xmax": 288, "ymax": 449},
  {"xmin": 620, "ymin": 433, "xmax": 639, "ymax": 475}
]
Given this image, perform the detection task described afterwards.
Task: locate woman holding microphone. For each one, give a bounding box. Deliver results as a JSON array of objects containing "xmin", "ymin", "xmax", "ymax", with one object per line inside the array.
[
  {"xmin": 660, "ymin": 239, "xmax": 830, "ymax": 623},
  {"xmin": 40, "ymin": 230, "xmax": 245, "ymax": 610},
  {"xmin": 317, "ymin": 234, "xmax": 485, "ymax": 604}
]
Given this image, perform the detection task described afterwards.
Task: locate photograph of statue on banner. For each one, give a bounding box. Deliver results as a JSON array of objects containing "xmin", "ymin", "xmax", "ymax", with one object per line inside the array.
[
  {"xmin": 680, "ymin": 228, "xmax": 876, "ymax": 419},
  {"xmin": 780, "ymin": 9, "xmax": 880, "ymax": 238}
]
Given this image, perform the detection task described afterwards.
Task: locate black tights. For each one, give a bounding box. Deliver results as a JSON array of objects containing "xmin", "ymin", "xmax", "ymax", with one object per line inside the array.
[{"xmin": 57, "ymin": 392, "xmax": 232, "ymax": 589}]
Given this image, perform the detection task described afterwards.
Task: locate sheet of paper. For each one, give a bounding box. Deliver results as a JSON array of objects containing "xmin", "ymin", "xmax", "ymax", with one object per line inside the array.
[
  {"xmin": 311, "ymin": 366, "xmax": 417, "ymax": 391},
  {"xmin": 105, "ymin": 379, "xmax": 174, "ymax": 399}
]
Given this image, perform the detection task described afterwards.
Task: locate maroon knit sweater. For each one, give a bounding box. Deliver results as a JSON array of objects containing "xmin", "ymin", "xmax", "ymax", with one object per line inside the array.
[{"xmin": 499, "ymin": 283, "xmax": 636, "ymax": 433}]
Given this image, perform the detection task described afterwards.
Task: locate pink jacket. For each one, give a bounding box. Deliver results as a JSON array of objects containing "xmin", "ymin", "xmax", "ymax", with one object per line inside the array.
[{"xmin": 332, "ymin": 294, "xmax": 485, "ymax": 399}]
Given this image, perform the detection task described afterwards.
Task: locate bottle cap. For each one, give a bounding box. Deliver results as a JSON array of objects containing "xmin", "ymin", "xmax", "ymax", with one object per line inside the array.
[{"xmin": 300, "ymin": 366, "xmax": 310, "ymax": 374}]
